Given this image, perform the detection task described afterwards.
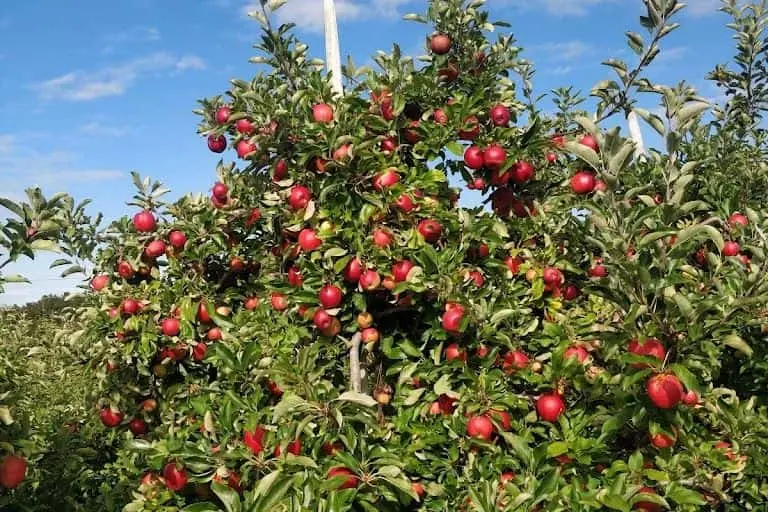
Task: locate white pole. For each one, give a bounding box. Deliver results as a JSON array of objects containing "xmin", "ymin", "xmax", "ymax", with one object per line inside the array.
[
  {"xmin": 323, "ymin": 0, "xmax": 343, "ymax": 96},
  {"xmin": 627, "ymin": 111, "xmax": 646, "ymax": 158}
]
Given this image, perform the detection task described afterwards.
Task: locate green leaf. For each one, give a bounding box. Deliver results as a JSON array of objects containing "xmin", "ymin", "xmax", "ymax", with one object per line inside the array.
[
  {"xmin": 253, "ymin": 470, "xmax": 282, "ymax": 498},
  {"xmin": 666, "ymin": 483, "xmax": 706, "ymax": 506},
  {"xmin": 212, "ymin": 482, "xmax": 241, "ymax": 512},
  {"xmin": 446, "ymin": 142, "xmax": 464, "ymax": 157},
  {"xmin": 2, "ymin": 274, "xmax": 29, "ymax": 284},
  {"xmin": 335, "ymin": 391, "xmax": 378, "ymax": 407},
  {"xmin": 182, "ymin": 504, "xmax": 222, "ymax": 512},
  {"xmin": 564, "ymin": 140, "xmax": 600, "ymax": 170},
  {"xmin": 546, "ymin": 441, "xmax": 568, "ymax": 457},
  {"xmin": 676, "ymin": 101, "xmax": 710, "ymax": 126},
  {"xmin": 0, "ymin": 198, "xmax": 24, "ymax": 218},
  {"xmin": 490, "ymin": 309, "xmax": 515, "ymax": 325},
  {"xmin": 272, "ymin": 394, "xmax": 310, "ymax": 422},
  {"xmin": 675, "ymin": 224, "xmax": 724, "ymax": 251},
  {"xmin": 669, "ymin": 364, "xmax": 700, "ymax": 392},
  {"xmin": 598, "ymin": 491, "xmax": 631, "ymax": 512},
  {"xmin": 29, "ymin": 239, "xmax": 61, "ymax": 252},
  {"xmin": 723, "ymin": 334, "xmax": 752, "ymax": 356}
]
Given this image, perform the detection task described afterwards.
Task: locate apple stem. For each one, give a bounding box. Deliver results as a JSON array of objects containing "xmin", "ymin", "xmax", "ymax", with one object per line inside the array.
[
  {"xmin": 349, "ymin": 332, "xmax": 362, "ymax": 392},
  {"xmin": 323, "ymin": 0, "xmax": 344, "ymax": 96}
]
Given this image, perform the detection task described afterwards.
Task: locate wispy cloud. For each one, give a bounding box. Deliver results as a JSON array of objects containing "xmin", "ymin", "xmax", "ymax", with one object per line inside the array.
[
  {"xmin": 104, "ymin": 26, "xmax": 161, "ymax": 44},
  {"xmin": 31, "ymin": 52, "xmax": 206, "ymax": 102},
  {"xmin": 238, "ymin": 0, "xmax": 417, "ymax": 33},
  {"xmin": 534, "ymin": 40, "xmax": 594, "ymax": 61},
  {"xmin": 686, "ymin": 0, "xmax": 722, "ymax": 17},
  {"xmin": 79, "ymin": 121, "xmax": 129, "ymax": 137},
  {"xmin": 506, "ymin": 0, "xmax": 617, "ymax": 16}
]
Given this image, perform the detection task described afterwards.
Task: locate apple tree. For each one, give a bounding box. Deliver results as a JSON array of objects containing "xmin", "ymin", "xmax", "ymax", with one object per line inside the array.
[{"xmin": 71, "ymin": 0, "xmax": 768, "ymax": 510}]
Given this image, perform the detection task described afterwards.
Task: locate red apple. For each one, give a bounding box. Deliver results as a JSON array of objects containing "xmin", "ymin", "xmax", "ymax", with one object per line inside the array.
[
  {"xmin": 441, "ymin": 307, "xmax": 465, "ymax": 333},
  {"xmin": 212, "ymin": 182, "xmax": 228, "ymax": 200},
  {"xmin": 129, "ymin": 418, "xmax": 148, "ymax": 435},
  {"xmin": 333, "ymin": 143, "xmax": 351, "ymax": 161},
  {"xmin": 287, "ymin": 266, "xmax": 303, "ymax": 287},
  {"xmin": 682, "ymin": 390, "xmax": 699, "ymax": 405},
  {"xmin": 571, "ymin": 171, "xmax": 596, "ymax": 194},
  {"xmin": 445, "ymin": 343, "xmax": 467, "ymax": 362},
  {"xmin": 197, "ymin": 301, "xmax": 211, "ymax": 323},
  {"xmin": 546, "ymin": 151, "xmax": 557, "ymax": 163},
  {"xmin": 505, "ymin": 256, "xmax": 523, "ymax": 274},
  {"xmin": 394, "ymin": 194, "xmax": 415, "ymax": 213},
  {"xmin": 343, "ymin": 258, "xmax": 363, "ymax": 282},
  {"xmin": 244, "ymin": 297, "xmax": 260, "ymax": 310},
  {"xmin": 215, "ymin": 106, "xmax": 231, "ymax": 124},
  {"xmin": 418, "ymin": 219, "xmax": 442, "ymax": 243},
  {"xmin": 722, "ymin": 241, "xmax": 740, "ymax": 257},
  {"xmin": 511, "ymin": 160, "xmax": 534, "ymax": 183},
  {"xmin": 117, "ymin": 260, "xmax": 134, "ymax": 279},
  {"xmin": 372, "ymin": 228, "xmax": 394, "ymax": 248},
  {"xmin": 161, "ymin": 318, "xmax": 180, "ymax": 337},
  {"xmin": 207, "ymin": 327, "xmax": 222, "ymax": 341},
  {"xmin": 646, "ymin": 373, "xmax": 684, "ymax": 409},
  {"xmin": 193, "ymin": 343, "xmax": 207, "ymax": 361},
  {"xmin": 629, "ymin": 338, "xmax": 666, "ymax": 367},
  {"xmin": 542, "ymin": 267, "xmax": 563, "ymax": 286},
  {"xmin": 579, "ymin": 134, "xmax": 599, "ymax": 152},
  {"xmin": 361, "ymin": 327, "xmax": 379, "ymax": 344},
  {"xmin": 468, "ymin": 270, "xmax": 483, "ymax": 287},
  {"xmin": 412, "ymin": 481, "xmax": 425, "ymax": 501},
  {"xmin": 243, "ymin": 426, "xmax": 266, "ymax": 454},
  {"xmin": 633, "ymin": 487, "xmax": 661, "ymax": 512},
  {"xmin": 319, "ymin": 284, "xmax": 343, "ymax": 308},
  {"xmin": 312, "ymin": 103, "xmax": 334, "ymax": 123},
  {"xmin": 168, "ymin": 230, "xmax": 187, "ymax": 248},
  {"xmin": 99, "ymin": 406, "xmax": 124, "ymax": 427},
  {"xmin": 271, "ymin": 293, "xmax": 289, "ymax": 311},
  {"xmin": 374, "ymin": 168, "xmax": 400, "ymax": 191},
  {"xmin": 563, "ymin": 283, "xmax": 580, "ymax": 300},
  {"xmin": 273, "ymin": 159, "xmax": 288, "ymax": 181},
  {"xmin": 729, "ymin": 212, "xmax": 748, "ymax": 227},
  {"xmin": 0, "ymin": 455, "xmax": 27, "ymax": 489},
  {"xmin": 502, "ymin": 350, "xmax": 529, "ymax": 373},
  {"xmin": 235, "ymin": 118, "xmax": 254, "ymax": 135},
  {"xmin": 458, "ymin": 116, "xmax": 480, "ymax": 140},
  {"xmin": 133, "ymin": 210, "xmax": 156, "ymax": 233},
  {"xmin": 489, "ymin": 104, "xmax": 510, "ymax": 126},
  {"xmin": 392, "ymin": 260, "xmax": 414, "ymax": 282},
  {"xmin": 564, "ymin": 345, "xmax": 589, "ymax": 364},
  {"xmin": 163, "ymin": 463, "xmax": 188, "ymax": 492},
  {"xmin": 207, "ymin": 134, "xmax": 226, "ymax": 153},
  {"xmin": 380, "ymin": 137, "xmax": 398, "ymax": 153},
  {"xmin": 650, "ymin": 431, "xmax": 676, "ymax": 449},
  {"xmin": 464, "ymin": 146, "xmax": 484, "ymax": 169},
  {"xmin": 327, "ymin": 467, "xmax": 358, "ymax": 490},
  {"xmin": 491, "ymin": 409, "xmax": 511, "ymax": 431},
  {"xmin": 91, "ymin": 274, "xmax": 109, "ymax": 291},
  {"xmin": 144, "ymin": 240, "xmax": 166, "ymax": 259},
  {"xmin": 430, "ymin": 33, "xmax": 451, "ymax": 54},
  {"xmin": 589, "ymin": 264, "xmax": 607, "ymax": 278},
  {"xmin": 298, "ymin": 229, "xmax": 322, "ymax": 252},
  {"xmin": 536, "ymin": 394, "xmax": 566, "ymax": 422},
  {"xmin": 433, "ymin": 109, "xmax": 448, "ymax": 125},
  {"xmin": 466, "ymin": 415, "xmax": 494, "ymax": 441},
  {"xmin": 121, "ymin": 299, "xmax": 140, "ymax": 316},
  {"xmin": 289, "ymin": 185, "xmax": 312, "ymax": 210},
  {"xmin": 359, "ymin": 269, "xmax": 381, "ymax": 291},
  {"xmin": 236, "ymin": 140, "xmax": 257, "ymax": 159},
  {"xmin": 313, "ymin": 309, "xmax": 333, "ymax": 330},
  {"xmin": 483, "ymin": 144, "xmax": 507, "ymax": 169}
]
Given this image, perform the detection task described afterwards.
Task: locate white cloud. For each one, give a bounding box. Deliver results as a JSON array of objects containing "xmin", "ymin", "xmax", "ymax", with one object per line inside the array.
[
  {"xmin": 535, "ymin": 40, "xmax": 593, "ymax": 61},
  {"xmin": 686, "ymin": 0, "xmax": 722, "ymax": 17},
  {"xmin": 79, "ymin": 121, "xmax": 129, "ymax": 137},
  {"xmin": 656, "ymin": 46, "xmax": 688, "ymax": 62},
  {"xmin": 239, "ymin": 0, "xmax": 416, "ymax": 33},
  {"xmin": 31, "ymin": 52, "xmax": 206, "ymax": 102},
  {"xmin": 104, "ymin": 26, "xmax": 161, "ymax": 44},
  {"xmin": 505, "ymin": 0, "xmax": 617, "ymax": 16}
]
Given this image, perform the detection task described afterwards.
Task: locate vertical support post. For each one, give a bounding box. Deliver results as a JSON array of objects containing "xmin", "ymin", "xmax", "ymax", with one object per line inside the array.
[
  {"xmin": 323, "ymin": 0, "xmax": 344, "ymax": 96},
  {"xmin": 627, "ymin": 110, "xmax": 646, "ymax": 158}
]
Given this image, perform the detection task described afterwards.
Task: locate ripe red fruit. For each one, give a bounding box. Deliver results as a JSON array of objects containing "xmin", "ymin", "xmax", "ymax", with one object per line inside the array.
[
  {"xmin": 271, "ymin": 293, "xmax": 289, "ymax": 311},
  {"xmin": 359, "ymin": 269, "xmax": 381, "ymax": 291},
  {"xmin": 458, "ymin": 116, "xmax": 480, "ymax": 140},
  {"xmin": 207, "ymin": 327, "xmax": 222, "ymax": 341},
  {"xmin": 571, "ymin": 171, "xmax": 596, "ymax": 194},
  {"xmin": 589, "ymin": 264, "xmax": 607, "ymax": 278},
  {"xmin": 542, "ymin": 267, "xmax": 563, "ymax": 286},
  {"xmin": 333, "ymin": 143, "xmax": 351, "ymax": 161},
  {"xmin": 99, "ymin": 407, "xmax": 124, "ymax": 427},
  {"xmin": 466, "ymin": 415, "xmax": 494, "ymax": 441},
  {"xmin": 361, "ymin": 327, "xmax": 379, "ymax": 344},
  {"xmin": 313, "ymin": 309, "xmax": 333, "ymax": 330},
  {"xmin": 483, "ymin": 144, "xmax": 507, "ymax": 169},
  {"xmin": 430, "ymin": 33, "xmax": 451, "ymax": 54},
  {"xmin": 372, "ymin": 228, "xmax": 394, "ymax": 248},
  {"xmin": 243, "ymin": 426, "xmax": 266, "ymax": 454},
  {"xmin": 287, "ymin": 266, "xmax": 303, "ymax": 287},
  {"xmin": 536, "ymin": 394, "xmax": 566, "ymax": 422},
  {"xmin": 418, "ymin": 219, "xmax": 442, "ymax": 243},
  {"xmin": 273, "ymin": 159, "xmax": 289, "ymax": 181},
  {"xmin": 274, "ymin": 439, "xmax": 302, "ymax": 457},
  {"xmin": 129, "ymin": 418, "xmax": 148, "ymax": 435},
  {"xmin": 298, "ymin": 229, "xmax": 322, "ymax": 252},
  {"xmin": 288, "ymin": 185, "xmax": 312, "ymax": 210},
  {"xmin": 212, "ymin": 182, "xmax": 229, "ymax": 201},
  {"xmin": 729, "ymin": 212, "xmax": 748, "ymax": 227},
  {"xmin": 392, "ymin": 260, "xmax": 414, "ymax": 282},
  {"xmin": 633, "ymin": 487, "xmax": 661, "ymax": 512},
  {"xmin": 629, "ymin": 338, "xmax": 666, "ymax": 367},
  {"xmin": 207, "ymin": 134, "xmax": 226, "ymax": 153},
  {"xmin": 491, "ymin": 409, "xmax": 511, "ymax": 431},
  {"xmin": 343, "ymin": 258, "xmax": 363, "ymax": 282},
  {"xmin": 90, "ymin": 274, "xmax": 109, "ymax": 291},
  {"xmin": 546, "ymin": 151, "xmax": 557, "ymax": 163},
  {"xmin": 243, "ymin": 297, "xmax": 260, "ymax": 310},
  {"xmin": 646, "ymin": 373, "xmax": 684, "ymax": 409},
  {"xmin": 564, "ymin": 345, "xmax": 589, "ymax": 363},
  {"xmin": 722, "ymin": 241, "xmax": 740, "ymax": 257},
  {"xmin": 122, "ymin": 299, "xmax": 140, "ymax": 316},
  {"xmin": 312, "ymin": 103, "xmax": 334, "ymax": 123},
  {"xmin": 433, "ymin": 108, "xmax": 448, "ymax": 125},
  {"xmin": 197, "ymin": 302, "xmax": 211, "ymax": 323},
  {"xmin": 502, "ymin": 350, "xmax": 529, "ymax": 373},
  {"xmin": 505, "ymin": 256, "xmax": 523, "ymax": 274},
  {"xmin": 235, "ymin": 140, "xmax": 257, "ymax": 159},
  {"xmin": 144, "ymin": 240, "xmax": 166, "ymax": 259},
  {"xmin": 650, "ymin": 431, "xmax": 676, "ymax": 449},
  {"xmin": 373, "ymin": 168, "xmax": 400, "ymax": 191},
  {"xmin": 163, "ymin": 463, "xmax": 188, "ymax": 492},
  {"xmin": 510, "ymin": 160, "xmax": 535, "ymax": 184},
  {"xmin": 193, "ymin": 343, "xmax": 207, "ymax": 361},
  {"xmin": 579, "ymin": 134, "xmax": 599, "ymax": 152},
  {"xmin": 318, "ymin": 284, "xmax": 343, "ymax": 309},
  {"xmin": 682, "ymin": 390, "xmax": 699, "ymax": 405},
  {"xmin": 327, "ymin": 467, "xmax": 358, "ymax": 490},
  {"xmin": 441, "ymin": 307, "xmax": 464, "ymax": 333},
  {"xmin": 215, "ymin": 106, "xmax": 231, "ymax": 124},
  {"xmin": 489, "ymin": 104, "xmax": 510, "ymax": 126},
  {"xmin": 464, "ymin": 146, "xmax": 485, "ymax": 169},
  {"xmin": 133, "ymin": 210, "xmax": 156, "ymax": 233},
  {"xmin": 562, "ymin": 283, "xmax": 580, "ymax": 300},
  {"xmin": 380, "ymin": 137, "xmax": 398, "ymax": 153},
  {"xmin": 412, "ymin": 481, "xmax": 425, "ymax": 501},
  {"xmin": 161, "ymin": 318, "xmax": 180, "ymax": 337},
  {"xmin": 168, "ymin": 230, "xmax": 187, "ymax": 249},
  {"xmin": 0, "ymin": 455, "xmax": 27, "ymax": 489},
  {"xmin": 394, "ymin": 193, "xmax": 415, "ymax": 213},
  {"xmin": 380, "ymin": 99, "xmax": 395, "ymax": 120},
  {"xmin": 444, "ymin": 343, "xmax": 466, "ymax": 362},
  {"xmin": 235, "ymin": 118, "xmax": 254, "ymax": 135}
]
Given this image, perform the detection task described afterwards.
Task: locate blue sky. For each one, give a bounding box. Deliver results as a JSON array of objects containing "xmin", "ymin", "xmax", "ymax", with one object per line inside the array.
[{"xmin": 0, "ymin": 0, "xmax": 733, "ymax": 304}]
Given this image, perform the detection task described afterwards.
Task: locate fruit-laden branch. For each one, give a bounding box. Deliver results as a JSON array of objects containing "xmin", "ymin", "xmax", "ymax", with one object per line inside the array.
[{"xmin": 349, "ymin": 332, "xmax": 362, "ymax": 392}]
